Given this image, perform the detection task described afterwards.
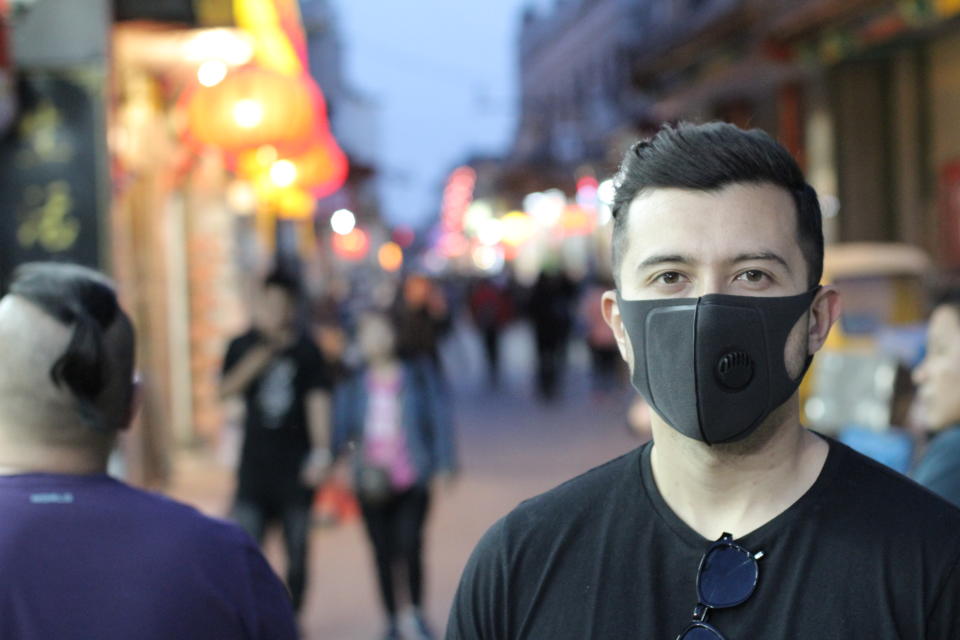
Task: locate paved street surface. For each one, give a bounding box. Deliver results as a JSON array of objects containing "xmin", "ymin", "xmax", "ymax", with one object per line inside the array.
[{"xmin": 168, "ymin": 320, "xmax": 642, "ymax": 639}]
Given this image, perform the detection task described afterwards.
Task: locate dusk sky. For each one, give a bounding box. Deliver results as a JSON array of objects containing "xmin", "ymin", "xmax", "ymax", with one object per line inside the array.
[{"xmin": 332, "ymin": 0, "xmax": 552, "ymax": 229}]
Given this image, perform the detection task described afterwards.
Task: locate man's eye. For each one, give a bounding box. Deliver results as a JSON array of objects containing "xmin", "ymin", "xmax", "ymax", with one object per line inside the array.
[
  {"xmin": 737, "ymin": 270, "xmax": 766, "ymax": 283},
  {"xmin": 657, "ymin": 272, "xmax": 682, "ymax": 285}
]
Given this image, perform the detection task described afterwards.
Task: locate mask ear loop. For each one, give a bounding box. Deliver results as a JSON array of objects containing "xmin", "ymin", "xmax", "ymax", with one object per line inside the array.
[{"xmin": 759, "ymin": 287, "xmax": 821, "ymax": 402}]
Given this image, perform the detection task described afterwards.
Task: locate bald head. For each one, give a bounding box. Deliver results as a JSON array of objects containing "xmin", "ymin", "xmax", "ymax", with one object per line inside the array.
[{"xmin": 0, "ymin": 263, "xmax": 136, "ymax": 462}]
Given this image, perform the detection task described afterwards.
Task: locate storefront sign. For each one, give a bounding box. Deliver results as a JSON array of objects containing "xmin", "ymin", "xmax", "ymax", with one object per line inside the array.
[{"xmin": 0, "ymin": 69, "xmax": 106, "ymax": 281}]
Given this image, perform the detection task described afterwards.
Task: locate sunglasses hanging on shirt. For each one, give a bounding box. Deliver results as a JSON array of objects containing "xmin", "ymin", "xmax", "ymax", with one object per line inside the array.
[{"xmin": 675, "ymin": 533, "xmax": 765, "ymax": 640}]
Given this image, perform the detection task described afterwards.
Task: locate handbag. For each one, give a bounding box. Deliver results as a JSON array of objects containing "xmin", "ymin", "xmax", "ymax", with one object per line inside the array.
[{"xmin": 357, "ymin": 463, "xmax": 393, "ymax": 505}]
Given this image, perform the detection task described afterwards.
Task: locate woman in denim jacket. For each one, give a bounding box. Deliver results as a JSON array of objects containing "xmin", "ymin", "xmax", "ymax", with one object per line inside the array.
[{"xmin": 332, "ymin": 312, "xmax": 457, "ymax": 640}]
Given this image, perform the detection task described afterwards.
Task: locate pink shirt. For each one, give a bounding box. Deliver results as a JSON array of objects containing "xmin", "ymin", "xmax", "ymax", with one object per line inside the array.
[{"xmin": 364, "ymin": 369, "xmax": 417, "ymax": 492}]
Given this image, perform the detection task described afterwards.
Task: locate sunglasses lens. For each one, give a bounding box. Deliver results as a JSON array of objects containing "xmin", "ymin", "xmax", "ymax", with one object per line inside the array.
[
  {"xmin": 697, "ymin": 544, "xmax": 758, "ymax": 608},
  {"xmin": 679, "ymin": 625, "xmax": 725, "ymax": 639}
]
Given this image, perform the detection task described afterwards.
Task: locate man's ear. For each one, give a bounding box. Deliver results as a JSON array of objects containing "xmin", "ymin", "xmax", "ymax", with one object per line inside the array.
[
  {"xmin": 119, "ymin": 374, "xmax": 143, "ymax": 431},
  {"xmin": 807, "ymin": 285, "xmax": 842, "ymax": 355},
  {"xmin": 601, "ymin": 290, "xmax": 631, "ymax": 362}
]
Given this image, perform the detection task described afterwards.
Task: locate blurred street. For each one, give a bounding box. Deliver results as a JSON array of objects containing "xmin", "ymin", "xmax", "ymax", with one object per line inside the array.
[{"xmin": 168, "ymin": 320, "xmax": 640, "ymax": 639}]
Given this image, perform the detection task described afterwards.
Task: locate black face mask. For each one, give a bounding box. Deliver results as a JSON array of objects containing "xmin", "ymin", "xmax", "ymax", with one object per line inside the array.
[{"xmin": 616, "ymin": 288, "xmax": 819, "ymax": 444}]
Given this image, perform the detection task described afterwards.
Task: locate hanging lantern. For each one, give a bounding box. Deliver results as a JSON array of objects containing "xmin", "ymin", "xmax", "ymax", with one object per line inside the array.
[
  {"xmin": 234, "ymin": 131, "xmax": 348, "ymax": 199},
  {"xmin": 286, "ymin": 132, "xmax": 348, "ymax": 198},
  {"xmin": 182, "ymin": 66, "xmax": 319, "ymax": 153}
]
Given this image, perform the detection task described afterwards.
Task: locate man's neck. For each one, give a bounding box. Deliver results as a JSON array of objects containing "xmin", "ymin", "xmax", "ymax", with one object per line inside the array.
[
  {"xmin": 0, "ymin": 436, "xmax": 109, "ymax": 476},
  {"xmin": 648, "ymin": 400, "xmax": 829, "ymax": 540}
]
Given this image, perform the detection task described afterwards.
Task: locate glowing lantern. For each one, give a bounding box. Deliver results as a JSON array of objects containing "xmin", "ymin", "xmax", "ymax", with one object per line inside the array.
[
  {"xmin": 331, "ymin": 228, "xmax": 370, "ymax": 261},
  {"xmin": 234, "ymin": 132, "xmax": 348, "ymax": 199},
  {"xmin": 183, "ymin": 66, "xmax": 319, "ymax": 153},
  {"xmin": 269, "ymin": 159, "xmax": 297, "ymax": 188},
  {"xmin": 378, "ymin": 242, "xmax": 404, "ymax": 272},
  {"xmin": 283, "ymin": 132, "xmax": 348, "ymax": 198}
]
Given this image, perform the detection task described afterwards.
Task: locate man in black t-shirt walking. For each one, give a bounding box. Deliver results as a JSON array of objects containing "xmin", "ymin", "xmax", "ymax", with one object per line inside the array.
[
  {"xmin": 447, "ymin": 123, "xmax": 960, "ymax": 639},
  {"xmin": 221, "ymin": 271, "xmax": 333, "ymax": 613}
]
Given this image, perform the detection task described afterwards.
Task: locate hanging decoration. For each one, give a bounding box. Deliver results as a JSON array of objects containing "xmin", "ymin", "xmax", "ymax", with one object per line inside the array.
[
  {"xmin": 182, "ymin": 66, "xmax": 318, "ymax": 153},
  {"xmin": 179, "ymin": 0, "xmax": 349, "ymax": 212}
]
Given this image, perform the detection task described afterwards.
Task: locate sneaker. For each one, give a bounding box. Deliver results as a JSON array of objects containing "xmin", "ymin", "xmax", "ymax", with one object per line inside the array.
[
  {"xmin": 381, "ymin": 617, "xmax": 401, "ymax": 640},
  {"xmin": 412, "ymin": 613, "xmax": 434, "ymax": 640},
  {"xmin": 382, "ymin": 625, "xmax": 401, "ymax": 640}
]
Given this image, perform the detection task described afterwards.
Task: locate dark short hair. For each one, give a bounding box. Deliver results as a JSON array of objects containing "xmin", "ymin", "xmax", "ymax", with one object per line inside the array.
[
  {"xmin": 7, "ymin": 262, "xmax": 131, "ymax": 429},
  {"xmin": 611, "ymin": 122, "xmax": 823, "ymax": 289},
  {"xmin": 934, "ymin": 289, "xmax": 960, "ymax": 315},
  {"xmin": 263, "ymin": 269, "xmax": 300, "ymax": 298}
]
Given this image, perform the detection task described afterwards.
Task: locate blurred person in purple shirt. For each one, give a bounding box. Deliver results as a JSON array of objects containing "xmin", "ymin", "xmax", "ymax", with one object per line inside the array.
[{"xmin": 0, "ymin": 262, "xmax": 298, "ymax": 640}]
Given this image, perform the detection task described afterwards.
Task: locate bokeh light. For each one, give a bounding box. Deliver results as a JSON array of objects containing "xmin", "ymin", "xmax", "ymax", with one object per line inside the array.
[
  {"xmin": 330, "ymin": 209, "xmax": 357, "ymax": 235},
  {"xmin": 197, "ymin": 60, "xmax": 228, "ymax": 87}
]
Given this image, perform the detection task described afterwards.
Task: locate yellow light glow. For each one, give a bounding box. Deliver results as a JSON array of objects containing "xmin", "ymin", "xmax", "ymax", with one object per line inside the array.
[
  {"xmin": 501, "ymin": 210, "xmax": 535, "ymax": 247},
  {"xmin": 183, "ymin": 28, "xmax": 255, "ymax": 66},
  {"xmin": 197, "ymin": 60, "xmax": 228, "ymax": 87},
  {"xmin": 226, "ymin": 180, "xmax": 257, "ymax": 214},
  {"xmin": 378, "ymin": 242, "xmax": 404, "ymax": 272},
  {"xmin": 269, "ymin": 160, "xmax": 298, "ymax": 188},
  {"xmin": 255, "ymin": 145, "xmax": 278, "ymax": 167},
  {"xmin": 234, "ymin": 0, "xmax": 303, "ymax": 75},
  {"xmin": 233, "ymin": 99, "xmax": 264, "ymax": 128}
]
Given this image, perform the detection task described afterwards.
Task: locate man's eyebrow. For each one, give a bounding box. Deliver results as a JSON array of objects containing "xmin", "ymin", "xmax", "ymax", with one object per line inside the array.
[
  {"xmin": 732, "ymin": 252, "xmax": 791, "ymax": 272},
  {"xmin": 637, "ymin": 254, "xmax": 696, "ymax": 269}
]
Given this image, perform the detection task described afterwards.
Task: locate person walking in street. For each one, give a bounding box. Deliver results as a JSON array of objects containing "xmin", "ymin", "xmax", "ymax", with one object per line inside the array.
[
  {"xmin": 221, "ymin": 270, "xmax": 333, "ymax": 613},
  {"xmin": 0, "ymin": 262, "xmax": 297, "ymax": 640},
  {"xmin": 912, "ymin": 290, "xmax": 960, "ymax": 507},
  {"xmin": 334, "ymin": 312, "xmax": 457, "ymax": 640},
  {"xmin": 578, "ymin": 273, "xmax": 623, "ymax": 398},
  {"xmin": 447, "ymin": 122, "xmax": 960, "ymax": 639},
  {"xmin": 528, "ymin": 267, "xmax": 576, "ymax": 401},
  {"xmin": 392, "ymin": 273, "xmax": 452, "ymax": 371},
  {"xmin": 467, "ymin": 276, "xmax": 514, "ymax": 388}
]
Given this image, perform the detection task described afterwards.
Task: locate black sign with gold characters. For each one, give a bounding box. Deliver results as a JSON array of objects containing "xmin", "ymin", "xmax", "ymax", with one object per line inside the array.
[{"xmin": 0, "ymin": 69, "xmax": 107, "ymax": 284}]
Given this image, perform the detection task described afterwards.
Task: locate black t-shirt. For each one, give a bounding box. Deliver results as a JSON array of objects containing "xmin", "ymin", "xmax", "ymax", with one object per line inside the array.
[
  {"xmin": 222, "ymin": 330, "xmax": 331, "ymax": 499},
  {"xmin": 447, "ymin": 438, "xmax": 960, "ymax": 639}
]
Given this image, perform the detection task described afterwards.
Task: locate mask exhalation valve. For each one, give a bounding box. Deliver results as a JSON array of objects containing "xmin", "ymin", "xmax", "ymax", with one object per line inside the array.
[{"xmin": 715, "ymin": 351, "xmax": 754, "ymax": 391}]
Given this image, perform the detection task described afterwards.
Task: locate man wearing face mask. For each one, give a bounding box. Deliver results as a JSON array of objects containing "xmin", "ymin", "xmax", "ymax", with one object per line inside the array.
[{"xmin": 446, "ymin": 123, "xmax": 960, "ymax": 640}]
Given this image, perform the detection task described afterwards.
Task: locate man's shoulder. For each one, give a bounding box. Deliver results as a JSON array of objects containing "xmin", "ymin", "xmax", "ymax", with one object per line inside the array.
[
  {"xmin": 498, "ymin": 447, "xmax": 643, "ymax": 543},
  {"xmin": 831, "ymin": 438, "xmax": 960, "ymax": 532},
  {"xmin": 104, "ymin": 481, "xmax": 256, "ymax": 551}
]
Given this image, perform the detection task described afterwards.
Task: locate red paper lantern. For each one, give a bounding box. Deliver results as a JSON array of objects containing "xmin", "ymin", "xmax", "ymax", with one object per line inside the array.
[
  {"xmin": 182, "ymin": 66, "xmax": 319, "ymax": 153},
  {"xmin": 234, "ymin": 131, "xmax": 348, "ymax": 199}
]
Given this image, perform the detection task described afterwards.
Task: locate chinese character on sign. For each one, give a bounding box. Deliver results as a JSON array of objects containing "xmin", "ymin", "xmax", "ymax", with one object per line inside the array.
[{"xmin": 17, "ymin": 180, "xmax": 79, "ymax": 252}]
